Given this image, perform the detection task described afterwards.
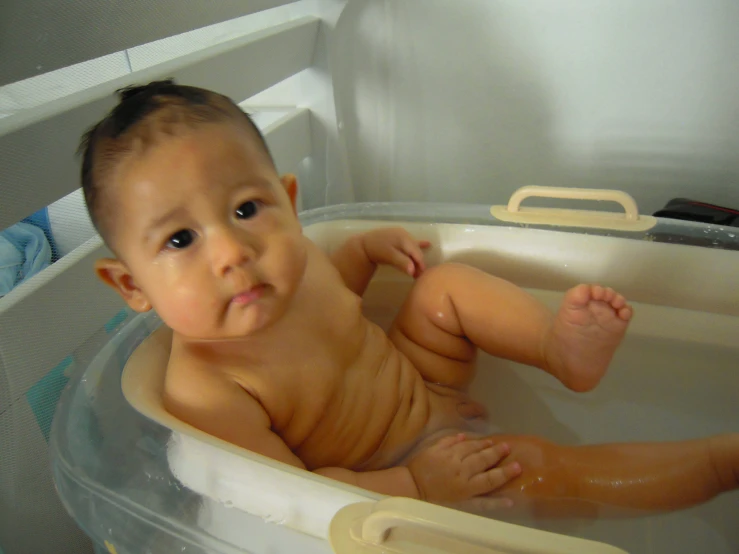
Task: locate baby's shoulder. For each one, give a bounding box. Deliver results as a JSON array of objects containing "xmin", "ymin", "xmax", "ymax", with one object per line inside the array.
[
  {"xmin": 163, "ymin": 352, "xmax": 262, "ymax": 421},
  {"xmin": 161, "ymin": 352, "xmax": 295, "ymax": 456},
  {"xmin": 164, "ymin": 353, "xmax": 221, "ymax": 396}
]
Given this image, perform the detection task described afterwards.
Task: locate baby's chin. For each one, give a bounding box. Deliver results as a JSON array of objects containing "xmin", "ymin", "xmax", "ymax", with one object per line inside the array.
[
  {"xmin": 172, "ymin": 326, "xmax": 257, "ymax": 344},
  {"xmin": 169, "ymin": 318, "xmax": 273, "ymax": 344},
  {"xmin": 164, "ymin": 295, "xmax": 289, "ymax": 342}
]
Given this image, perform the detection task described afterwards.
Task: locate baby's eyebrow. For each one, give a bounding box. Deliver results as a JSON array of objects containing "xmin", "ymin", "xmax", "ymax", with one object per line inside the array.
[
  {"xmin": 144, "ymin": 206, "xmax": 186, "ymax": 239},
  {"xmin": 231, "ymin": 178, "xmax": 272, "ymax": 192}
]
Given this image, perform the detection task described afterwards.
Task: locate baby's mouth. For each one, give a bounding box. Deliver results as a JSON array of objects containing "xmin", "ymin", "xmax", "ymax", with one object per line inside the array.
[{"xmin": 231, "ymin": 284, "xmax": 268, "ymax": 305}]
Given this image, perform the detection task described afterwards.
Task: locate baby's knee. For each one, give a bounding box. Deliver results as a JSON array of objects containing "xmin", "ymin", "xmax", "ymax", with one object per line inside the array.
[
  {"xmin": 411, "ymin": 263, "xmax": 476, "ymax": 303},
  {"xmin": 418, "ymin": 262, "xmax": 474, "ymax": 286},
  {"xmin": 490, "ymin": 434, "xmax": 574, "ymax": 497},
  {"xmin": 406, "ymin": 264, "xmax": 470, "ymax": 329},
  {"xmin": 489, "ymin": 434, "xmax": 568, "ymax": 478}
]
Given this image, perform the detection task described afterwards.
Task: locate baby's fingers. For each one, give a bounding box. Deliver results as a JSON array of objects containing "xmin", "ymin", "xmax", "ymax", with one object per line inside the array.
[
  {"xmin": 391, "ymin": 246, "xmax": 423, "ymax": 277},
  {"xmin": 408, "ymin": 249, "xmax": 426, "ymax": 278},
  {"xmin": 398, "ymin": 240, "xmax": 427, "ymax": 277},
  {"xmin": 447, "ymin": 437, "xmax": 500, "ymax": 459},
  {"xmin": 433, "ymin": 433, "xmax": 467, "ymax": 450},
  {"xmin": 464, "ymin": 443, "xmax": 511, "ymax": 475},
  {"xmin": 468, "ymin": 462, "xmax": 522, "ymax": 497},
  {"xmin": 383, "ymin": 247, "xmax": 415, "ymax": 275}
]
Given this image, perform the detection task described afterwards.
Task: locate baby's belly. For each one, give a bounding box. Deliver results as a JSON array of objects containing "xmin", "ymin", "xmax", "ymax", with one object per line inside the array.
[
  {"xmin": 358, "ymin": 379, "xmax": 495, "ymax": 470},
  {"xmin": 291, "ymin": 332, "xmax": 494, "ymax": 471},
  {"xmin": 393, "ymin": 383, "xmax": 495, "ymax": 467},
  {"xmin": 291, "ymin": 337, "xmax": 429, "ymax": 470}
]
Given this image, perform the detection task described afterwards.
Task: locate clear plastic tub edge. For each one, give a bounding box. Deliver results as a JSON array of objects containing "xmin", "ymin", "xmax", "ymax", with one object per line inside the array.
[{"xmin": 48, "ymin": 201, "xmax": 739, "ymax": 554}]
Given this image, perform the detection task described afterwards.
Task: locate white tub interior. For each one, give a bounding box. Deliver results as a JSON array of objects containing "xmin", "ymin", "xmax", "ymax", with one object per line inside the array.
[{"xmin": 84, "ymin": 215, "xmax": 739, "ymax": 554}]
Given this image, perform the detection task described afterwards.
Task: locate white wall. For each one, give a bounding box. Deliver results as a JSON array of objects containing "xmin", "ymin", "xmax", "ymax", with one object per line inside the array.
[
  {"xmin": 332, "ymin": 0, "xmax": 739, "ymax": 214},
  {"xmin": 5, "ymin": 0, "xmax": 739, "ymax": 244},
  {"xmin": 0, "ymin": 2, "xmax": 317, "ymax": 116},
  {"xmin": 0, "ymin": 1, "xmax": 323, "ymax": 255}
]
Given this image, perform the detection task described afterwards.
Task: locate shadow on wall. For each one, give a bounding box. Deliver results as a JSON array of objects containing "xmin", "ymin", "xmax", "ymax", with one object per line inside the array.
[{"xmin": 332, "ymin": 0, "xmax": 739, "ymax": 214}]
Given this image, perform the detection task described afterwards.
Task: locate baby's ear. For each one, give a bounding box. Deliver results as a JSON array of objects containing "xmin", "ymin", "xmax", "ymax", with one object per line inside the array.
[
  {"xmin": 280, "ymin": 173, "xmax": 299, "ymax": 213},
  {"xmin": 94, "ymin": 258, "xmax": 152, "ymax": 313}
]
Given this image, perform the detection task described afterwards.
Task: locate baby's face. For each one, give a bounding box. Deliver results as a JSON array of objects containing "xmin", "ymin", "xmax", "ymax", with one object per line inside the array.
[{"xmin": 100, "ymin": 122, "xmax": 307, "ymax": 340}]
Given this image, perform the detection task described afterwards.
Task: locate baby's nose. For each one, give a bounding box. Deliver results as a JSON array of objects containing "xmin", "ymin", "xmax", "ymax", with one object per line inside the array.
[{"xmin": 211, "ymin": 230, "xmax": 256, "ymax": 275}]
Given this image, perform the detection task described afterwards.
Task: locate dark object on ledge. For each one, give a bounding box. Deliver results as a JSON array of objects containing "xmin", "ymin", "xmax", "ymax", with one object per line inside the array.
[
  {"xmin": 649, "ymin": 198, "xmax": 739, "ymax": 251},
  {"xmin": 653, "ymin": 198, "xmax": 739, "ymax": 228}
]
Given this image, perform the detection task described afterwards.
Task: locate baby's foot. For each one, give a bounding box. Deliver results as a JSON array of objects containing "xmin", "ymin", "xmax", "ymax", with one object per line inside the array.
[
  {"xmin": 708, "ymin": 433, "xmax": 739, "ymax": 492},
  {"xmin": 546, "ymin": 285, "xmax": 632, "ymax": 392}
]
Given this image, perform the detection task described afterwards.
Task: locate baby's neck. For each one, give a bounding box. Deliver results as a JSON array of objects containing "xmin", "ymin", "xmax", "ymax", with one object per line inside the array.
[
  {"xmin": 172, "ymin": 331, "xmax": 268, "ymax": 365},
  {"xmin": 172, "ymin": 275, "xmax": 368, "ymax": 369}
]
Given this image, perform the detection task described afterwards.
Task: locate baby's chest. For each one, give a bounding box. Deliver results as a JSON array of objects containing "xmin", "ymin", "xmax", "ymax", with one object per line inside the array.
[{"xmin": 248, "ymin": 359, "xmax": 347, "ymax": 432}]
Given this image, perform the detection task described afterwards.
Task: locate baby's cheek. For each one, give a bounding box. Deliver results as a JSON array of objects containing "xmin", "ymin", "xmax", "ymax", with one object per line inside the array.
[
  {"xmin": 264, "ymin": 234, "xmax": 307, "ymax": 290},
  {"xmin": 153, "ymin": 282, "xmax": 216, "ymax": 333}
]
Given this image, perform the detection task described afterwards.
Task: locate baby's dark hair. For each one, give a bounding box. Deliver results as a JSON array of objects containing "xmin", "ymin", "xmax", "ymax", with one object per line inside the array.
[{"xmin": 78, "ymin": 79, "xmax": 273, "ymax": 244}]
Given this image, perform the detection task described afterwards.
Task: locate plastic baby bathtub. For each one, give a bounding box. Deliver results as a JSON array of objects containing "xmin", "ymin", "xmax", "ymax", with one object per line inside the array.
[{"xmin": 49, "ymin": 198, "xmax": 739, "ymax": 554}]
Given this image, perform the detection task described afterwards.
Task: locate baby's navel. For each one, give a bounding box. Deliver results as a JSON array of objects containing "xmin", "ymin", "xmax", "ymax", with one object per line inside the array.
[{"xmin": 456, "ymin": 399, "xmax": 488, "ymax": 420}]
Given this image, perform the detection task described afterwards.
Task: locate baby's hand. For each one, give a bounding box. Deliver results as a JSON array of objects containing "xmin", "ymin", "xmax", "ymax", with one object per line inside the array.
[
  {"xmin": 408, "ymin": 434, "xmax": 521, "ymax": 504},
  {"xmin": 361, "ymin": 227, "xmax": 431, "ymax": 278}
]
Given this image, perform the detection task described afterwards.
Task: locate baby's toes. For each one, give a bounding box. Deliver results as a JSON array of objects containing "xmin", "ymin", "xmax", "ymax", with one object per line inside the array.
[
  {"xmin": 591, "ymin": 285, "xmax": 605, "ymax": 301},
  {"xmin": 606, "ymin": 291, "xmax": 632, "ymax": 322},
  {"xmin": 618, "ymin": 305, "xmax": 633, "ymax": 321},
  {"xmin": 602, "ymin": 287, "xmax": 616, "ymax": 303},
  {"xmin": 566, "ymin": 284, "xmax": 592, "ymax": 307},
  {"xmin": 610, "ymin": 292, "xmax": 626, "ymax": 310}
]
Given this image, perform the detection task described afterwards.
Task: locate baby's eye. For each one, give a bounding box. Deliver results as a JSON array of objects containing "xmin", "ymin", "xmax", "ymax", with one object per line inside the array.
[
  {"xmin": 235, "ymin": 200, "xmax": 259, "ymax": 220},
  {"xmin": 166, "ymin": 229, "xmax": 195, "ymax": 249}
]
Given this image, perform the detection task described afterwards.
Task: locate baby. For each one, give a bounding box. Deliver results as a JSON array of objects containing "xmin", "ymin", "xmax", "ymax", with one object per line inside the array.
[{"xmin": 81, "ymin": 80, "xmax": 738, "ymax": 515}]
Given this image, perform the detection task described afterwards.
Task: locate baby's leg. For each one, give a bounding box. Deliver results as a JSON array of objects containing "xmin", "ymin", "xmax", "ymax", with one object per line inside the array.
[
  {"xmin": 493, "ymin": 433, "xmax": 739, "ymax": 515},
  {"xmin": 389, "ymin": 263, "xmax": 631, "ymax": 391}
]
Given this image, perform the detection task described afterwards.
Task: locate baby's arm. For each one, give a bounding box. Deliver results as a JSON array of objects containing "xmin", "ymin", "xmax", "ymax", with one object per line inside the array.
[
  {"xmin": 315, "ymin": 466, "xmax": 419, "ymax": 497},
  {"xmin": 164, "ymin": 369, "xmax": 420, "ymax": 497},
  {"xmin": 322, "ymin": 434, "xmax": 520, "ymax": 504},
  {"xmin": 330, "ymin": 227, "xmax": 430, "ymax": 296},
  {"xmin": 164, "ymin": 368, "xmax": 307, "ymax": 468},
  {"xmin": 163, "ymin": 368, "xmax": 517, "ymax": 502}
]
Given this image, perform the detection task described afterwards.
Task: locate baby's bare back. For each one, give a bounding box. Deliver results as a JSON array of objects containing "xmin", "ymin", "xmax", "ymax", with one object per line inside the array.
[{"xmin": 164, "ymin": 241, "xmax": 481, "ymax": 472}]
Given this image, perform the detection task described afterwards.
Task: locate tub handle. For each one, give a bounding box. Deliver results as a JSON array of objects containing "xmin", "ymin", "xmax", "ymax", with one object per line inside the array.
[
  {"xmin": 490, "ymin": 185, "xmax": 657, "ymax": 232},
  {"xmin": 507, "ymin": 186, "xmax": 639, "ymax": 221},
  {"xmin": 329, "ymin": 497, "xmax": 630, "ymax": 554}
]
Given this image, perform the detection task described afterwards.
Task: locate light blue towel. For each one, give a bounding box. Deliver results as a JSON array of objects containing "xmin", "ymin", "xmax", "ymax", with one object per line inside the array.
[
  {"xmin": 0, "ymin": 221, "xmax": 52, "ymax": 296},
  {"xmin": 23, "ymin": 206, "xmax": 57, "ymax": 261}
]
